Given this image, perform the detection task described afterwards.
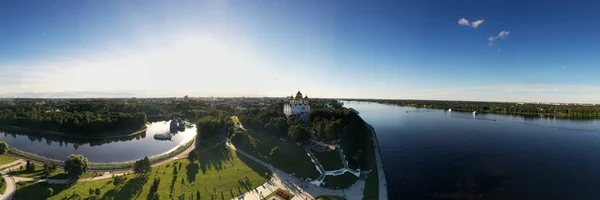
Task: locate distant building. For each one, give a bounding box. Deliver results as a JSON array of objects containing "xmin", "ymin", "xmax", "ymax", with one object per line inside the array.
[{"xmin": 283, "ymin": 91, "xmax": 310, "ymax": 117}]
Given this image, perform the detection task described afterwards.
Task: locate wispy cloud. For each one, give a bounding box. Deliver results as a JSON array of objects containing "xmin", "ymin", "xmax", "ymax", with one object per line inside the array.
[
  {"xmin": 458, "ymin": 18, "xmax": 485, "ymax": 28},
  {"xmin": 458, "ymin": 18, "xmax": 470, "ymax": 26},
  {"xmin": 488, "ymin": 31, "xmax": 510, "ymax": 46},
  {"xmin": 471, "ymin": 20, "xmax": 485, "ymax": 28}
]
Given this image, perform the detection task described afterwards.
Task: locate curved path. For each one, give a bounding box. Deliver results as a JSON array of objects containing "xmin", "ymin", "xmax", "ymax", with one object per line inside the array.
[{"xmin": 369, "ymin": 124, "xmax": 388, "ymax": 200}]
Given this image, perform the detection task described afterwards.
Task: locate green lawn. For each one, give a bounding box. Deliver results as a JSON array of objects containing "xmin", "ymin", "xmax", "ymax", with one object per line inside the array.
[
  {"xmin": 231, "ymin": 130, "xmax": 320, "ymax": 179},
  {"xmin": 8, "ymin": 164, "xmax": 96, "ymax": 179},
  {"xmin": 0, "ymin": 155, "xmax": 16, "ymax": 166},
  {"xmin": 13, "ymin": 145, "xmax": 270, "ymax": 200},
  {"xmin": 0, "ymin": 177, "xmax": 6, "ymax": 194},
  {"xmin": 315, "ymin": 195, "xmax": 346, "ymax": 200},
  {"xmin": 196, "ymin": 134, "xmax": 222, "ymax": 150},
  {"xmin": 263, "ymin": 188, "xmax": 294, "ymax": 200},
  {"xmin": 323, "ymin": 172, "xmax": 358, "ymax": 189},
  {"xmin": 313, "ymin": 150, "xmax": 344, "ymax": 171},
  {"xmin": 362, "ymin": 127, "xmax": 379, "ymax": 200}
]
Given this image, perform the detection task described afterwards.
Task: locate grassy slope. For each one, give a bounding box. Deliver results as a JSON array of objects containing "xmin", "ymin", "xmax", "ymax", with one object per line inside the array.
[
  {"xmin": 313, "ymin": 150, "xmax": 344, "ymax": 171},
  {"xmin": 323, "ymin": 172, "xmax": 358, "ymax": 189},
  {"xmin": 13, "ymin": 145, "xmax": 269, "ymax": 200},
  {"xmin": 0, "ymin": 178, "xmax": 5, "ymax": 195},
  {"xmin": 0, "ymin": 155, "xmax": 16, "ymax": 166},
  {"xmin": 231, "ymin": 130, "xmax": 320, "ymax": 179},
  {"xmin": 8, "ymin": 164, "xmax": 95, "ymax": 179},
  {"xmin": 362, "ymin": 125, "xmax": 379, "ymax": 200}
]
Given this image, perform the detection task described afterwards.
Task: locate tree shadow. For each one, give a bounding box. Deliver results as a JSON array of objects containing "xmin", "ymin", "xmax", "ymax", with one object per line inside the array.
[
  {"xmin": 235, "ymin": 151, "xmax": 270, "ymax": 179},
  {"xmin": 101, "ymin": 175, "xmax": 149, "ymax": 200},
  {"xmin": 198, "ymin": 145, "xmax": 233, "ymax": 175},
  {"xmin": 186, "ymin": 162, "xmax": 199, "ymax": 183},
  {"xmin": 12, "ymin": 181, "xmax": 70, "ymax": 199}
]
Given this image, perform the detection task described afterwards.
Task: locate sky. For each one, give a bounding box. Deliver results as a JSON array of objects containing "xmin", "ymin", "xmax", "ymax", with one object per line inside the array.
[{"xmin": 1, "ymin": 0, "xmax": 600, "ymax": 103}]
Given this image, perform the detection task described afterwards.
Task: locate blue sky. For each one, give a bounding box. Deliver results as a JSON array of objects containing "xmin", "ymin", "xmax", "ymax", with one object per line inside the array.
[{"xmin": 1, "ymin": 0, "xmax": 600, "ymax": 102}]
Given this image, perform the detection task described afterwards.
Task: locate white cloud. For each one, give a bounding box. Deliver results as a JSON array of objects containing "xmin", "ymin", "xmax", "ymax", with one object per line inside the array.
[
  {"xmin": 458, "ymin": 18, "xmax": 470, "ymax": 26},
  {"xmin": 458, "ymin": 18, "xmax": 484, "ymax": 28},
  {"xmin": 471, "ymin": 20, "xmax": 485, "ymax": 28},
  {"xmin": 488, "ymin": 31, "xmax": 510, "ymax": 46}
]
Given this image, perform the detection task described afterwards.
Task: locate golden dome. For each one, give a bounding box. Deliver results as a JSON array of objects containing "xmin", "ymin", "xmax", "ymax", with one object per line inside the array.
[{"xmin": 295, "ymin": 91, "xmax": 303, "ymax": 99}]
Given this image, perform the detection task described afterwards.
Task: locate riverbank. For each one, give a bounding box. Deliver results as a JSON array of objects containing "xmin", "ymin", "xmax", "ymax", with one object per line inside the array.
[
  {"xmin": 0, "ymin": 125, "xmax": 147, "ymax": 139},
  {"xmin": 366, "ymin": 123, "xmax": 388, "ymax": 200}
]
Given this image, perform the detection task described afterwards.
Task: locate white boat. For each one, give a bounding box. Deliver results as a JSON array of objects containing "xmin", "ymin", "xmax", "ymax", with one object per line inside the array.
[
  {"xmin": 448, "ymin": 109, "xmax": 452, "ymax": 112},
  {"xmin": 472, "ymin": 111, "xmax": 477, "ymax": 115},
  {"xmin": 154, "ymin": 133, "xmax": 172, "ymax": 140}
]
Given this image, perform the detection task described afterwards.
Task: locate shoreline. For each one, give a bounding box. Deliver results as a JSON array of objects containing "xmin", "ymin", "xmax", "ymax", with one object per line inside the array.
[
  {"xmin": 367, "ymin": 123, "xmax": 389, "ymax": 200},
  {"xmin": 0, "ymin": 125, "xmax": 147, "ymax": 139}
]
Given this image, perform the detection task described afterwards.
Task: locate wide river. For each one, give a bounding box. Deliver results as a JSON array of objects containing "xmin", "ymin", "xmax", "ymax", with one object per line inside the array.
[
  {"xmin": 0, "ymin": 120, "xmax": 195, "ymax": 163},
  {"xmin": 347, "ymin": 101, "xmax": 600, "ymax": 199}
]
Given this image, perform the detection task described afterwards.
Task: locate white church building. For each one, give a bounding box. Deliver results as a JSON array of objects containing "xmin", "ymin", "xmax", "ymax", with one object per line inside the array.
[{"xmin": 283, "ymin": 91, "xmax": 310, "ymax": 118}]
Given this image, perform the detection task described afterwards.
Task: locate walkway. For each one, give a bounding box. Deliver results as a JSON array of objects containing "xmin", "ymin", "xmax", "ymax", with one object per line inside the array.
[
  {"xmin": 369, "ymin": 124, "xmax": 388, "ymax": 200},
  {"xmin": 227, "ymin": 142, "xmax": 366, "ymax": 200},
  {"xmin": 0, "ymin": 159, "xmax": 27, "ymax": 200}
]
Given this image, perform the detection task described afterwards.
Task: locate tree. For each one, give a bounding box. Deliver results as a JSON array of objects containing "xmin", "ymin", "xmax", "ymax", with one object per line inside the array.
[
  {"xmin": 0, "ymin": 141, "xmax": 8, "ymax": 154},
  {"xmin": 25, "ymin": 160, "xmax": 35, "ymax": 173},
  {"xmin": 46, "ymin": 188, "xmax": 54, "ymax": 196},
  {"xmin": 196, "ymin": 116, "xmax": 221, "ymax": 140},
  {"xmin": 133, "ymin": 157, "xmax": 152, "ymax": 174},
  {"xmin": 89, "ymin": 187, "xmax": 94, "ymax": 195},
  {"xmin": 95, "ymin": 188, "xmax": 101, "ymax": 195},
  {"xmin": 187, "ymin": 150, "xmax": 198, "ymax": 162},
  {"xmin": 152, "ymin": 192, "xmax": 160, "ymax": 200},
  {"xmin": 64, "ymin": 154, "xmax": 89, "ymax": 178},
  {"xmin": 196, "ymin": 191, "xmax": 200, "ymax": 200},
  {"xmin": 113, "ymin": 175, "xmax": 127, "ymax": 186},
  {"xmin": 287, "ymin": 125, "xmax": 310, "ymax": 143}
]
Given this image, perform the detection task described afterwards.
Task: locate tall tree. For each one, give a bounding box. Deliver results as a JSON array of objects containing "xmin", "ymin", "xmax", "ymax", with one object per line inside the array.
[{"xmin": 64, "ymin": 154, "xmax": 89, "ymax": 178}]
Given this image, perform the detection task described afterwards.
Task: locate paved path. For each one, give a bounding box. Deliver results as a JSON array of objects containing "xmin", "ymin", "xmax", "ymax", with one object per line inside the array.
[
  {"xmin": 227, "ymin": 142, "xmax": 365, "ymax": 200},
  {"xmin": 0, "ymin": 159, "xmax": 27, "ymax": 200},
  {"xmin": 369, "ymin": 124, "xmax": 388, "ymax": 200}
]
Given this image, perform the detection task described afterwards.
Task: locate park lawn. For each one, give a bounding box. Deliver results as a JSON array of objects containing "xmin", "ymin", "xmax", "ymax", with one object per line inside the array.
[
  {"xmin": 196, "ymin": 134, "xmax": 222, "ymax": 150},
  {"xmin": 263, "ymin": 188, "xmax": 294, "ymax": 200},
  {"xmin": 0, "ymin": 155, "xmax": 16, "ymax": 166},
  {"xmin": 323, "ymin": 172, "xmax": 358, "ymax": 189},
  {"xmin": 313, "ymin": 150, "xmax": 344, "ymax": 171},
  {"xmin": 362, "ymin": 125, "xmax": 379, "ymax": 200},
  {"xmin": 14, "ymin": 145, "xmax": 270, "ymax": 200},
  {"xmin": 8, "ymin": 164, "xmax": 96, "ymax": 179},
  {"xmin": 315, "ymin": 195, "xmax": 347, "ymax": 200},
  {"xmin": 0, "ymin": 177, "xmax": 5, "ymax": 194},
  {"xmin": 231, "ymin": 130, "xmax": 320, "ymax": 179}
]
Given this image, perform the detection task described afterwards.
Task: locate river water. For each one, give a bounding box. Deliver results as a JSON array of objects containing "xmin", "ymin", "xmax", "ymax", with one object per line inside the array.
[
  {"xmin": 0, "ymin": 120, "xmax": 196, "ymax": 163},
  {"xmin": 346, "ymin": 101, "xmax": 600, "ymax": 200}
]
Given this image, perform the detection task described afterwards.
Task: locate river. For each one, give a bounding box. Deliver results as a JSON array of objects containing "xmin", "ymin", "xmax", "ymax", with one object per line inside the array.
[
  {"xmin": 0, "ymin": 120, "xmax": 196, "ymax": 163},
  {"xmin": 346, "ymin": 101, "xmax": 600, "ymax": 199}
]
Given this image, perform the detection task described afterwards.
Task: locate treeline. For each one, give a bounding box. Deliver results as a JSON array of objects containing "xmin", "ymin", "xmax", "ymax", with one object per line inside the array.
[
  {"xmin": 375, "ymin": 100, "xmax": 600, "ymax": 118},
  {"xmin": 0, "ymin": 108, "xmax": 146, "ymax": 135}
]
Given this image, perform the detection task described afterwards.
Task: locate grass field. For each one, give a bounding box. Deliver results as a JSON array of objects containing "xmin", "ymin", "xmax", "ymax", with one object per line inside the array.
[
  {"xmin": 13, "ymin": 145, "xmax": 270, "ymax": 200},
  {"xmin": 315, "ymin": 195, "xmax": 346, "ymax": 200},
  {"xmin": 323, "ymin": 172, "xmax": 358, "ymax": 189},
  {"xmin": 231, "ymin": 130, "xmax": 320, "ymax": 179},
  {"xmin": 0, "ymin": 155, "xmax": 16, "ymax": 166},
  {"xmin": 313, "ymin": 150, "xmax": 344, "ymax": 171},
  {"xmin": 0, "ymin": 177, "xmax": 5, "ymax": 194},
  {"xmin": 196, "ymin": 134, "xmax": 222, "ymax": 150},
  {"xmin": 362, "ymin": 126, "xmax": 379, "ymax": 200},
  {"xmin": 263, "ymin": 188, "xmax": 294, "ymax": 200},
  {"xmin": 8, "ymin": 163, "xmax": 96, "ymax": 179}
]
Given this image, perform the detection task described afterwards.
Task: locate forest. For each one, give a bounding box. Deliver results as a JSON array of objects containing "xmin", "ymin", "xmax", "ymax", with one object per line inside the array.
[{"xmin": 373, "ymin": 99, "xmax": 600, "ymax": 118}]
